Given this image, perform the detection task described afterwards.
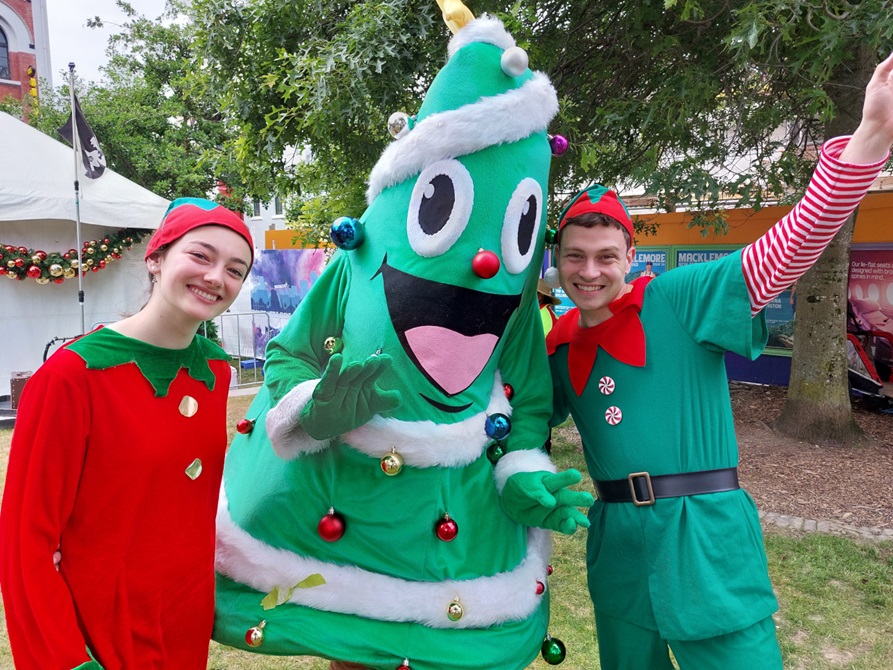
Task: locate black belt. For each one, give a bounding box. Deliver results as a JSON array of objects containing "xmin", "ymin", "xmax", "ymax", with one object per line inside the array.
[{"xmin": 595, "ymin": 468, "xmax": 739, "ymax": 506}]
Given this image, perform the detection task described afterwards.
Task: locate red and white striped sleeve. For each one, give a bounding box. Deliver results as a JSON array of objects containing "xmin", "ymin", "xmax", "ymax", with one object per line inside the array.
[{"xmin": 741, "ymin": 136, "xmax": 888, "ymax": 315}]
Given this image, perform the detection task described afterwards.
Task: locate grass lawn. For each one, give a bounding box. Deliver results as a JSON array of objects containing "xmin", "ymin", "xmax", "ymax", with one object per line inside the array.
[{"xmin": 0, "ymin": 394, "xmax": 889, "ymax": 669}]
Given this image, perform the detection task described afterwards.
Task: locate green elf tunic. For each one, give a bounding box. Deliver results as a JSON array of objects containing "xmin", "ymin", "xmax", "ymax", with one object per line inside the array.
[
  {"xmin": 0, "ymin": 327, "xmax": 231, "ymax": 670},
  {"xmin": 548, "ymin": 251, "xmax": 778, "ymax": 641}
]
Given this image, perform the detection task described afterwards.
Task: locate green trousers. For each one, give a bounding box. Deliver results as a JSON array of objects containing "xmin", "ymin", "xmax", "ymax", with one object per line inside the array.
[{"xmin": 594, "ymin": 610, "xmax": 782, "ymax": 670}]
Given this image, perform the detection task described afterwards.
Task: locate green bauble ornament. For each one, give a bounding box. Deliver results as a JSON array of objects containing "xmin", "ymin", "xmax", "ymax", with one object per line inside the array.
[
  {"xmin": 486, "ymin": 442, "xmax": 505, "ymax": 464},
  {"xmin": 541, "ymin": 635, "xmax": 566, "ymax": 665},
  {"xmin": 544, "ymin": 228, "xmax": 558, "ymax": 245}
]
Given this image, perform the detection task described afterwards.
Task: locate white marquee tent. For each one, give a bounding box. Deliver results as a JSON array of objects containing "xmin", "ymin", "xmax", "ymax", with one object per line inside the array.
[{"xmin": 0, "ymin": 112, "xmax": 171, "ymax": 394}]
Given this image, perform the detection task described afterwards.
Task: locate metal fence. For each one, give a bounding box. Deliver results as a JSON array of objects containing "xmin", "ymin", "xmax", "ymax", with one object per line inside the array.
[{"xmin": 204, "ymin": 311, "xmax": 272, "ymax": 389}]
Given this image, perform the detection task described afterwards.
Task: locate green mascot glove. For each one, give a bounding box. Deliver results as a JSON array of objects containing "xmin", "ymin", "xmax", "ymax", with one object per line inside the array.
[
  {"xmin": 500, "ymin": 469, "xmax": 594, "ymax": 535},
  {"xmin": 299, "ymin": 353, "xmax": 402, "ymax": 440}
]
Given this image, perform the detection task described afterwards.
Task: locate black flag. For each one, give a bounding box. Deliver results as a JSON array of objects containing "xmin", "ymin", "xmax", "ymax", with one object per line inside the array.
[{"xmin": 58, "ymin": 95, "xmax": 106, "ymax": 179}]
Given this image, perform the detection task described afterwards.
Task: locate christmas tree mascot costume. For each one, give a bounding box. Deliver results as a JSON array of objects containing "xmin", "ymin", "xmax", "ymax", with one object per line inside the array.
[{"xmin": 212, "ymin": 5, "xmax": 591, "ymax": 669}]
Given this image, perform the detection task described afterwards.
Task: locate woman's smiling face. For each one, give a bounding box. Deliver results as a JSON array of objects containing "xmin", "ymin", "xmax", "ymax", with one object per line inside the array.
[{"xmin": 151, "ymin": 225, "xmax": 252, "ymax": 325}]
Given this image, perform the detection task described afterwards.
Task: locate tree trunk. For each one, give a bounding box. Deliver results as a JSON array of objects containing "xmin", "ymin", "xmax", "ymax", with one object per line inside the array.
[{"xmin": 773, "ymin": 46, "xmax": 876, "ymax": 445}]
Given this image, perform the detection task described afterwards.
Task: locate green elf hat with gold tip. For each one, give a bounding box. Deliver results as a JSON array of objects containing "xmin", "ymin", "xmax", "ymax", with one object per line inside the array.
[{"xmin": 367, "ymin": 14, "xmax": 562, "ymax": 203}]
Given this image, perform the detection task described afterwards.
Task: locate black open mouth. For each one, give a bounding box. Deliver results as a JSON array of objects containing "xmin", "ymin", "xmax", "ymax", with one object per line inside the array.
[{"xmin": 374, "ymin": 256, "xmax": 522, "ymax": 412}]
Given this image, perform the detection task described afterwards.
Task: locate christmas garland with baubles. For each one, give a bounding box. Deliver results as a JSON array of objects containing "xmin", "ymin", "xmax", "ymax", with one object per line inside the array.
[{"xmin": 1, "ymin": 229, "xmax": 150, "ymax": 284}]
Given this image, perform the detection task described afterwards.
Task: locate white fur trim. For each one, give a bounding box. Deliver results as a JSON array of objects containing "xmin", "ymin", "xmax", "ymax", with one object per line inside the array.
[
  {"xmin": 265, "ymin": 375, "xmax": 513, "ymax": 467},
  {"xmin": 447, "ymin": 15, "xmax": 515, "ymax": 57},
  {"xmin": 366, "ymin": 73, "xmax": 558, "ymax": 202},
  {"xmin": 493, "ymin": 449, "xmax": 557, "ymax": 494},
  {"xmin": 266, "ymin": 380, "xmax": 332, "ymax": 459},
  {"xmin": 216, "ymin": 487, "xmax": 551, "ymax": 628},
  {"xmin": 341, "ymin": 374, "xmax": 511, "ymax": 468}
]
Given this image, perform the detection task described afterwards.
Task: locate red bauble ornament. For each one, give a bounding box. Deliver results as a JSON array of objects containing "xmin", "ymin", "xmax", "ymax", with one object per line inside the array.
[
  {"xmin": 35, "ymin": 250, "xmax": 47, "ymax": 261},
  {"xmin": 17, "ymin": 246, "xmax": 27, "ymax": 254},
  {"xmin": 91, "ymin": 266, "xmax": 100, "ymax": 272},
  {"xmin": 26, "ymin": 265, "xmax": 42, "ymax": 278},
  {"xmin": 236, "ymin": 418, "xmax": 255, "ymax": 434},
  {"xmin": 536, "ymin": 580, "xmax": 545, "ymax": 595},
  {"xmin": 435, "ymin": 513, "xmax": 459, "ymax": 542},
  {"xmin": 503, "ymin": 383, "xmax": 514, "ymax": 400},
  {"xmin": 14, "ymin": 258, "xmax": 24, "ymax": 268},
  {"xmin": 397, "ymin": 661, "xmax": 411, "ymax": 670},
  {"xmin": 547, "ymin": 564, "xmax": 554, "ymax": 575},
  {"xmin": 98, "ymin": 260, "xmax": 106, "ymax": 269},
  {"xmin": 318, "ymin": 508, "xmax": 346, "ymax": 542},
  {"xmin": 471, "ymin": 249, "xmax": 500, "ymax": 278},
  {"xmin": 53, "ymin": 278, "xmax": 64, "ymax": 284}
]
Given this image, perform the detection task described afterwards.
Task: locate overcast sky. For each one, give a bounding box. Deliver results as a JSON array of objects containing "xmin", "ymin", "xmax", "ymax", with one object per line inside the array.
[{"xmin": 45, "ymin": 0, "xmax": 168, "ymax": 85}]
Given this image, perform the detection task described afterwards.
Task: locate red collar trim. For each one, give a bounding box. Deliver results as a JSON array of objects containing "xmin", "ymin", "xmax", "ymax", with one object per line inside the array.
[{"xmin": 546, "ymin": 277, "xmax": 652, "ymax": 395}]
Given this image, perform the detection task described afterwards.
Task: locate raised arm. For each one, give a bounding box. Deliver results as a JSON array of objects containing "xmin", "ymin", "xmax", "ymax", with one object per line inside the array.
[{"xmin": 742, "ymin": 52, "xmax": 893, "ymax": 314}]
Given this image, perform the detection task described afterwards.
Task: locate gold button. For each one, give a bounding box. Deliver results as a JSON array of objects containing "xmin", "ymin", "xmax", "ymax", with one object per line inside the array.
[
  {"xmin": 185, "ymin": 458, "xmax": 203, "ymax": 480},
  {"xmin": 179, "ymin": 395, "xmax": 199, "ymax": 417}
]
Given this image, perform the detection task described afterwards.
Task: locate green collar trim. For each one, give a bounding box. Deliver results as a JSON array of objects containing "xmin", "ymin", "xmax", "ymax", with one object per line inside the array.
[{"xmin": 67, "ymin": 327, "xmax": 229, "ymax": 397}]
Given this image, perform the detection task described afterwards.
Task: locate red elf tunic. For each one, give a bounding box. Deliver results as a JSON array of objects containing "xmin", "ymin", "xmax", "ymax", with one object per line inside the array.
[{"xmin": 0, "ymin": 327, "xmax": 231, "ymax": 670}]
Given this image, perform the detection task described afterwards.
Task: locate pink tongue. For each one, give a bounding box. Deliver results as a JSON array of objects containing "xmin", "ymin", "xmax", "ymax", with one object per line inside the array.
[{"xmin": 405, "ymin": 326, "xmax": 498, "ymax": 395}]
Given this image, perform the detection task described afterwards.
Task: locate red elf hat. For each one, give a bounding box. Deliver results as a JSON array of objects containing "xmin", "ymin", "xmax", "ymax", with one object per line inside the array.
[
  {"xmin": 556, "ymin": 184, "xmax": 633, "ymax": 239},
  {"xmin": 145, "ymin": 197, "xmax": 254, "ymax": 266}
]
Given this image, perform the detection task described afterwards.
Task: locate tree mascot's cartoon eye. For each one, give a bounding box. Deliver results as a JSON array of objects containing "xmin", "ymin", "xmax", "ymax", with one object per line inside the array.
[
  {"xmin": 501, "ymin": 178, "xmax": 542, "ymax": 274},
  {"xmin": 407, "ymin": 159, "xmax": 474, "ymax": 258}
]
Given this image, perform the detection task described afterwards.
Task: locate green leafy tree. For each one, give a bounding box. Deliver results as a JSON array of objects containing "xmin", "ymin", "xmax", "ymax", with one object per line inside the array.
[
  {"xmin": 525, "ymin": 0, "xmax": 893, "ymax": 443},
  {"xmin": 2, "ymin": 0, "xmax": 247, "ymax": 208},
  {"xmin": 189, "ymin": 0, "xmax": 445, "ymax": 241},
  {"xmin": 721, "ymin": 2, "xmax": 893, "ymax": 444},
  {"xmin": 189, "ymin": 0, "xmax": 892, "ymax": 442}
]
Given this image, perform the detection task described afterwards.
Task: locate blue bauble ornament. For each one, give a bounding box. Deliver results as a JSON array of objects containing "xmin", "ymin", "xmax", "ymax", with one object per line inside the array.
[
  {"xmin": 330, "ymin": 217, "xmax": 365, "ymax": 250},
  {"xmin": 485, "ymin": 413, "xmax": 511, "ymax": 440}
]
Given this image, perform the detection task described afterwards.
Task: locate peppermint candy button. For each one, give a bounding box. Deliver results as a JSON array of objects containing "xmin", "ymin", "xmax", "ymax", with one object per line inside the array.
[
  {"xmin": 598, "ymin": 376, "xmax": 615, "ymax": 395},
  {"xmin": 605, "ymin": 406, "xmax": 623, "ymax": 425}
]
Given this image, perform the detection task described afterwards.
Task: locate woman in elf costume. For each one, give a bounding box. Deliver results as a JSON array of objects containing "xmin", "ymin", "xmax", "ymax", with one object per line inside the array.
[
  {"xmin": 212, "ymin": 5, "xmax": 592, "ymax": 670},
  {"xmin": 0, "ymin": 199, "xmax": 254, "ymax": 669}
]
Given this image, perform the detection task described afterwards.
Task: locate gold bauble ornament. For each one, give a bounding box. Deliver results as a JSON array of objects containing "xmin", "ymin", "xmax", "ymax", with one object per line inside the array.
[
  {"xmin": 63, "ymin": 267, "xmax": 76, "ymax": 279},
  {"xmin": 245, "ymin": 620, "xmax": 267, "ymax": 647},
  {"xmin": 447, "ymin": 597, "xmax": 463, "ymax": 622},
  {"xmin": 323, "ymin": 336, "xmax": 343, "ymax": 354},
  {"xmin": 49, "ymin": 264, "xmax": 64, "ymax": 277},
  {"xmin": 380, "ymin": 447, "xmax": 404, "ymax": 476},
  {"xmin": 35, "ymin": 276, "xmax": 50, "ymax": 285},
  {"xmin": 70, "ymin": 259, "xmax": 80, "ymax": 269}
]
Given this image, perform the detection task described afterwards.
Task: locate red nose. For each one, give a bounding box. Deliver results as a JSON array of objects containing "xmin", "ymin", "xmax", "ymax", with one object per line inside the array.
[{"xmin": 472, "ymin": 249, "xmax": 500, "ymax": 278}]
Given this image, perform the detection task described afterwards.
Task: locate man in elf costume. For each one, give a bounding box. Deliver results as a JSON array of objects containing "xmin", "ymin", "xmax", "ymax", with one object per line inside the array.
[
  {"xmin": 546, "ymin": 53, "xmax": 893, "ymax": 669},
  {"xmin": 213, "ymin": 5, "xmax": 591, "ymax": 670}
]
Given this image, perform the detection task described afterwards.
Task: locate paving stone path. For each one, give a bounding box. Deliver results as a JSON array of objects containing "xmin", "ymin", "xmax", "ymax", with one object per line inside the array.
[{"xmin": 760, "ymin": 510, "xmax": 893, "ymax": 542}]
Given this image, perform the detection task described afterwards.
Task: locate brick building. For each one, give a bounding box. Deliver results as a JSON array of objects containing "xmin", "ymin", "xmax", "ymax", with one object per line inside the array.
[{"xmin": 0, "ymin": 0, "xmax": 51, "ymax": 101}]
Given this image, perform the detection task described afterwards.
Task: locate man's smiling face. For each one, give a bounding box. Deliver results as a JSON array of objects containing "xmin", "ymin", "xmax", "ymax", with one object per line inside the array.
[{"xmin": 557, "ymin": 223, "xmax": 635, "ymax": 327}]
